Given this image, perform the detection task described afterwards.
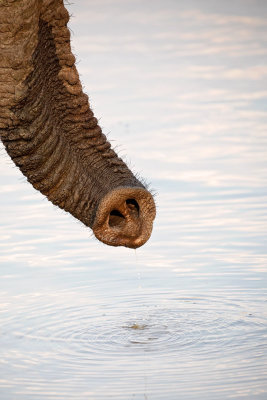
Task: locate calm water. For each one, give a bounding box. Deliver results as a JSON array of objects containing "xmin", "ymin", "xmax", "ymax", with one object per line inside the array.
[{"xmin": 1, "ymin": 0, "xmax": 267, "ymax": 399}]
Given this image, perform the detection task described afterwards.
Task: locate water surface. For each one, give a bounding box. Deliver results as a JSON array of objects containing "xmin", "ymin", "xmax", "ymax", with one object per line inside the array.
[{"xmin": 0, "ymin": 0, "xmax": 267, "ymax": 399}]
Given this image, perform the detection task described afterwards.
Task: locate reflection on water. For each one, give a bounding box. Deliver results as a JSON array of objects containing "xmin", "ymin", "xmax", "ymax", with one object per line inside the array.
[
  {"xmin": 0, "ymin": 285, "xmax": 266, "ymax": 399},
  {"xmin": 1, "ymin": 0, "xmax": 267, "ymax": 399}
]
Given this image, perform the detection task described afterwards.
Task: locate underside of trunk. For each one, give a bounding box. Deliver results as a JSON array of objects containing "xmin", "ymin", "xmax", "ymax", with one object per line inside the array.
[{"xmin": 0, "ymin": 0, "xmax": 156, "ymax": 248}]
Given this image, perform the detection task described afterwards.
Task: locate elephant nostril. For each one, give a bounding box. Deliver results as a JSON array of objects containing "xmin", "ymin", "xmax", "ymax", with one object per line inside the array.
[
  {"xmin": 109, "ymin": 209, "xmax": 125, "ymax": 228},
  {"xmin": 126, "ymin": 198, "xmax": 139, "ymax": 215},
  {"xmin": 109, "ymin": 199, "xmax": 140, "ymax": 228},
  {"xmin": 93, "ymin": 187, "xmax": 155, "ymax": 248}
]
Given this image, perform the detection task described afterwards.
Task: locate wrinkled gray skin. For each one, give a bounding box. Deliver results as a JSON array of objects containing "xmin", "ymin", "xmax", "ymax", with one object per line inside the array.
[{"xmin": 0, "ymin": 0, "xmax": 156, "ymax": 248}]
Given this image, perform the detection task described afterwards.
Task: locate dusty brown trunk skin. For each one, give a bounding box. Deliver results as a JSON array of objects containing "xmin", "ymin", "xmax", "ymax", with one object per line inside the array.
[{"xmin": 0, "ymin": 0, "xmax": 155, "ymax": 248}]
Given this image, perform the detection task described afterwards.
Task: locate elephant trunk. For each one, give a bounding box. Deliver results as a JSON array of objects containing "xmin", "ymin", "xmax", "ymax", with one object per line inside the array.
[
  {"xmin": 93, "ymin": 187, "xmax": 155, "ymax": 248},
  {"xmin": 0, "ymin": 0, "xmax": 156, "ymax": 248}
]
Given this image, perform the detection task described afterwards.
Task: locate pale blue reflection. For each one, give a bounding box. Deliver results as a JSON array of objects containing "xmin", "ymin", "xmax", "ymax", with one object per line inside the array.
[{"xmin": 0, "ymin": 0, "xmax": 267, "ymax": 399}]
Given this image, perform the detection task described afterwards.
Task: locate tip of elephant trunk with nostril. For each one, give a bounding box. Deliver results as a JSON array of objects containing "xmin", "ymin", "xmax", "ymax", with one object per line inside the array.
[{"xmin": 92, "ymin": 187, "xmax": 156, "ymax": 248}]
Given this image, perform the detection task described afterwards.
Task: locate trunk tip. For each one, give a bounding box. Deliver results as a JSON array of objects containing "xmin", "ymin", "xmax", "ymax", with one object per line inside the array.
[{"xmin": 92, "ymin": 187, "xmax": 156, "ymax": 249}]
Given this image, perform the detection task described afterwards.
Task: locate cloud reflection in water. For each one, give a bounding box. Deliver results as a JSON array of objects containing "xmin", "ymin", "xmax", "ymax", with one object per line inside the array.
[{"xmin": 0, "ymin": 0, "xmax": 267, "ymax": 399}]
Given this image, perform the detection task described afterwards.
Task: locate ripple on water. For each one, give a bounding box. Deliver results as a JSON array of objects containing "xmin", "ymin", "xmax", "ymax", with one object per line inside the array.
[{"xmin": 0, "ymin": 289, "xmax": 266, "ymax": 399}]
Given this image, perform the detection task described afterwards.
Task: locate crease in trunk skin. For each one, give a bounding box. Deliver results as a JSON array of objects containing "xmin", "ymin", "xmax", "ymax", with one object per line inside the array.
[{"xmin": 0, "ymin": 0, "xmax": 156, "ymax": 248}]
